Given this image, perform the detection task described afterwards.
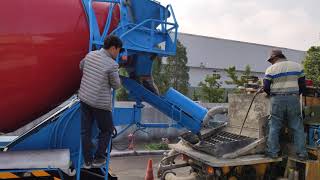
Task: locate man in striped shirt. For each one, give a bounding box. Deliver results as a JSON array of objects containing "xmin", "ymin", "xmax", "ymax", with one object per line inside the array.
[
  {"xmin": 79, "ymin": 35, "xmax": 122, "ymax": 168},
  {"xmin": 263, "ymin": 49, "xmax": 308, "ymax": 160}
]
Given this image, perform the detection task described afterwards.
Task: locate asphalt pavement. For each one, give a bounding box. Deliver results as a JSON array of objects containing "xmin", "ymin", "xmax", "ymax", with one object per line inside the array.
[{"xmin": 110, "ymin": 154, "xmax": 190, "ymax": 180}]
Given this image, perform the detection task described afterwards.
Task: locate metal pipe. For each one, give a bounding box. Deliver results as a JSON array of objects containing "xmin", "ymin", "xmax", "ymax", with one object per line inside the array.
[
  {"xmin": 202, "ymin": 106, "xmax": 228, "ymax": 127},
  {"xmin": 0, "ymin": 149, "xmax": 70, "ymax": 170}
]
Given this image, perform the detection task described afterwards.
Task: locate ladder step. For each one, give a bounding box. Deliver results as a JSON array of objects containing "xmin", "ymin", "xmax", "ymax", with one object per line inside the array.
[
  {"xmin": 0, "ymin": 172, "xmax": 19, "ymax": 179},
  {"xmin": 31, "ymin": 170, "xmax": 51, "ymax": 177}
]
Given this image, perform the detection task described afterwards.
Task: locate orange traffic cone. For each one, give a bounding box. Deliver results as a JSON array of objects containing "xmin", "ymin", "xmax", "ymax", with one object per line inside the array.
[{"xmin": 144, "ymin": 159, "xmax": 154, "ymax": 180}]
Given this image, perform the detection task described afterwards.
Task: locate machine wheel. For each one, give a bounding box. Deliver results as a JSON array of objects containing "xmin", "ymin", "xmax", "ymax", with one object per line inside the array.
[{"xmin": 161, "ymin": 171, "xmax": 176, "ymax": 180}]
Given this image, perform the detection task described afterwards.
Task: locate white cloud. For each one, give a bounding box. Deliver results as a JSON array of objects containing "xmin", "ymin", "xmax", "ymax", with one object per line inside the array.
[{"xmin": 159, "ymin": 0, "xmax": 320, "ymax": 50}]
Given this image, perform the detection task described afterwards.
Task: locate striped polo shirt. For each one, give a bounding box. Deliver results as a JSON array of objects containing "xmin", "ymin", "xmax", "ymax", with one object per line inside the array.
[{"xmin": 264, "ymin": 59, "xmax": 304, "ymax": 94}]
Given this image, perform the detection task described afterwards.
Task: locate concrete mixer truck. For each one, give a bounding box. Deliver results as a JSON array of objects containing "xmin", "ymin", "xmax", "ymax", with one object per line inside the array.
[{"xmin": 0, "ymin": 0, "xmax": 206, "ymax": 179}]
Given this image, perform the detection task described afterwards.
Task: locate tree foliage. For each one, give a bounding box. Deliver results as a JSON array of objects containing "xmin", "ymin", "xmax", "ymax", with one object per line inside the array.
[
  {"xmin": 153, "ymin": 40, "xmax": 190, "ymax": 95},
  {"xmin": 198, "ymin": 73, "xmax": 224, "ymax": 103},
  {"xmin": 164, "ymin": 40, "xmax": 190, "ymax": 95},
  {"xmin": 192, "ymin": 89, "xmax": 200, "ymax": 101},
  {"xmin": 152, "ymin": 57, "xmax": 170, "ymax": 94},
  {"xmin": 303, "ymin": 46, "xmax": 320, "ymax": 87},
  {"xmin": 116, "ymin": 68, "xmax": 129, "ymax": 101},
  {"xmin": 225, "ymin": 65, "xmax": 252, "ymax": 87}
]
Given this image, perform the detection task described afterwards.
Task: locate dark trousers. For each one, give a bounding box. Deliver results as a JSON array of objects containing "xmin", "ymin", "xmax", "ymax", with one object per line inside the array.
[{"xmin": 80, "ymin": 101, "xmax": 113, "ymax": 162}]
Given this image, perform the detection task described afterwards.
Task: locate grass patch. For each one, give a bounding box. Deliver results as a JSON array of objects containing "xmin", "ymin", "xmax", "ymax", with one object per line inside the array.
[{"xmin": 145, "ymin": 143, "xmax": 169, "ymax": 150}]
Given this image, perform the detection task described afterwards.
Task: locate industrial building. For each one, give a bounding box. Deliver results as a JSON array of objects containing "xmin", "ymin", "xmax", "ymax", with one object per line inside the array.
[{"xmin": 178, "ymin": 33, "xmax": 306, "ymax": 88}]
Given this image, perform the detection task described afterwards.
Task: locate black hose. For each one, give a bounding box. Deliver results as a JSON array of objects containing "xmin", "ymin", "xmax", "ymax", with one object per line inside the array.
[
  {"xmin": 112, "ymin": 126, "xmax": 117, "ymax": 139},
  {"xmin": 239, "ymin": 90, "xmax": 261, "ymax": 135}
]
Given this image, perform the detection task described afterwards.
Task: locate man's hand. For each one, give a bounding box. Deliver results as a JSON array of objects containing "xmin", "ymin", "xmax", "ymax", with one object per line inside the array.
[{"xmin": 257, "ymin": 87, "xmax": 264, "ymax": 94}]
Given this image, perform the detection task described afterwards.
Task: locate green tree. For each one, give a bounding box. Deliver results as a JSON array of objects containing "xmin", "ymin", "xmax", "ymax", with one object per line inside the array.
[
  {"xmin": 116, "ymin": 68, "xmax": 129, "ymax": 101},
  {"xmin": 192, "ymin": 89, "xmax": 200, "ymax": 101},
  {"xmin": 303, "ymin": 46, "xmax": 320, "ymax": 87},
  {"xmin": 243, "ymin": 65, "xmax": 251, "ymax": 77},
  {"xmin": 164, "ymin": 40, "xmax": 190, "ymax": 95},
  {"xmin": 152, "ymin": 57, "xmax": 170, "ymax": 94},
  {"xmin": 225, "ymin": 65, "xmax": 252, "ymax": 87},
  {"xmin": 198, "ymin": 73, "xmax": 224, "ymax": 103}
]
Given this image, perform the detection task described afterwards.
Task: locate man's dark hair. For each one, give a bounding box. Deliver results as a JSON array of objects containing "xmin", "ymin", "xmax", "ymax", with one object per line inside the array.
[{"xmin": 103, "ymin": 35, "xmax": 123, "ymax": 49}]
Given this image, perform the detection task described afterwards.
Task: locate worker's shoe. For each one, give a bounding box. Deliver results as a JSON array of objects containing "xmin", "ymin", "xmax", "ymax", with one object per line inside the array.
[
  {"xmin": 265, "ymin": 152, "xmax": 279, "ymax": 159},
  {"xmin": 92, "ymin": 158, "xmax": 106, "ymax": 167},
  {"xmin": 297, "ymin": 153, "xmax": 308, "ymax": 161},
  {"xmin": 83, "ymin": 161, "xmax": 92, "ymax": 169}
]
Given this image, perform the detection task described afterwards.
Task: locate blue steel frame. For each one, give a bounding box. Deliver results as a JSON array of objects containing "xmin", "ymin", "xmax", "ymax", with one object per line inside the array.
[
  {"xmin": 81, "ymin": 0, "xmax": 181, "ymax": 133},
  {"xmin": 6, "ymin": 99, "xmax": 113, "ymax": 180},
  {"xmin": 81, "ymin": 0, "xmax": 179, "ymax": 54}
]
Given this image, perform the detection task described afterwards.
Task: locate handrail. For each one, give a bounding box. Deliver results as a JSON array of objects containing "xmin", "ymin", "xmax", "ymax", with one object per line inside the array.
[
  {"xmin": 167, "ymin": 4, "xmax": 178, "ymax": 27},
  {"xmin": 119, "ymin": 19, "xmax": 177, "ymax": 38},
  {"xmin": 82, "ymin": 0, "xmax": 178, "ymax": 55}
]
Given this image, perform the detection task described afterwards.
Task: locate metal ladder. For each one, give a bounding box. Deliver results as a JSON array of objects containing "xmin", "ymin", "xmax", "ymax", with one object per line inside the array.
[{"xmin": 80, "ymin": 1, "xmax": 179, "ymax": 179}]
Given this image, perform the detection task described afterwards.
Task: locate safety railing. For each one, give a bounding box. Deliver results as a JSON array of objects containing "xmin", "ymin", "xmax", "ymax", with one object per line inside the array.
[{"xmin": 81, "ymin": 0, "xmax": 178, "ymax": 56}]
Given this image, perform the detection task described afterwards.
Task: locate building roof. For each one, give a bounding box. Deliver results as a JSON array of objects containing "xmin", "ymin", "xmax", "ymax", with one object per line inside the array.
[{"xmin": 178, "ymin": 33, "xmax": 306, "ymax": 72}]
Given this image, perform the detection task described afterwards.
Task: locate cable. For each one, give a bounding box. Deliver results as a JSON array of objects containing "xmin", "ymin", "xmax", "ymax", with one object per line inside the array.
[{"xmin": 239, "ymin": 89, "xmax": 262, "ymax": 135}]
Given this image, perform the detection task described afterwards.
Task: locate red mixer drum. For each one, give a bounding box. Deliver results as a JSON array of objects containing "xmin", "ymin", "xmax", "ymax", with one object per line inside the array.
[{"xmin": 0, "ymin": 0, "xmax": 120, "ymax": 132}]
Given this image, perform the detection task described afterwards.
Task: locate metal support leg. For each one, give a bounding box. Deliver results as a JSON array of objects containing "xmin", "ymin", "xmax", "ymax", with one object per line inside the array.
[
  {"xmin": 104, "ymin": 137, "xmax": 112, "ymax": 180},
  {"xmin": 76, "ymin": 138, "xmax": 82, "ymax": 180}
]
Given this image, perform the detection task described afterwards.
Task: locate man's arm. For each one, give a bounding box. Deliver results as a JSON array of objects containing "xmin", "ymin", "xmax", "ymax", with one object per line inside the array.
[
  {"xmin": 263, "ymin": 70, "xmax": 273, "ymax": 95},
  {"xmin": 263, "ymin": 79, "xmax": 271, "ymax": 95},
  {"xmin": 298, "ymin": 69, "xmax": 306, "ymax": 95},
  {"xmin": 298, "ymin": 77, "xmax": 306, "ymax": 95},
  {"xmin": 108, "ymin": 64, "xmax": 121, "ymax": 90},
  {"xmin": 296, "ymin": 64, "xmax": 306, "ymax": 95}
]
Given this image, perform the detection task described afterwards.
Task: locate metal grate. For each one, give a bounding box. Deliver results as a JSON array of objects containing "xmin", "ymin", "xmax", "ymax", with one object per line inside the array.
[
  {"xmin": 205, "ymin": 131, "xmax": 253, "ymax": 145},
  {"xmin": 180, "ymin": 130, "xmax": 257, "ymax": 157}
]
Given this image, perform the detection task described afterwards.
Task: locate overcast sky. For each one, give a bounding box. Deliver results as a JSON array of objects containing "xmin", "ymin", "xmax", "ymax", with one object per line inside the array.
[{"xmin": 159, "ymin": 0, "xmax": 320, "ymax": 51}]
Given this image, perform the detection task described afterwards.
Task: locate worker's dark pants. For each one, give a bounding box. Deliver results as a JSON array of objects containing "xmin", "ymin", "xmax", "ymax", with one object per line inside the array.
[
  {"xmin": 80, "ymin": 101, "xmax": 113, "ymax": 163},
  {"xmin": 266, "ymin": 95, "xmax": 307, "ymax": 156}
]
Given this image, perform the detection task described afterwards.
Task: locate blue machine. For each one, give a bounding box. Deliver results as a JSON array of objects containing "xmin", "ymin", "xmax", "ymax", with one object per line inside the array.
[
  {"xmin": 308, "ymin": 125, "xmax": 320, "ymax": 147},
  {"xmin": 82, "ymin": 0, "xmax": 206, "ymax": 134},
  {"xmin": 1, "ymin": 0, "xmax": 208, "ymax": 179},
  {"xmin": 304, "ymin": 105, "xmax": 320, "ymax": 147},
  {"xmin": 118, "ymin": 77, "xmax": 205, "ymax": 133}
]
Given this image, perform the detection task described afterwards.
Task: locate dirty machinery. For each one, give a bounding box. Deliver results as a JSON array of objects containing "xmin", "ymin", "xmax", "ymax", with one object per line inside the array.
[
  {"xmin": 158, "ymin": 89, "xmax": 320, "ymax": 180},
  {"xmin": 0, "ymin": 0, "xmax": 212, "ymax": 179}
]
